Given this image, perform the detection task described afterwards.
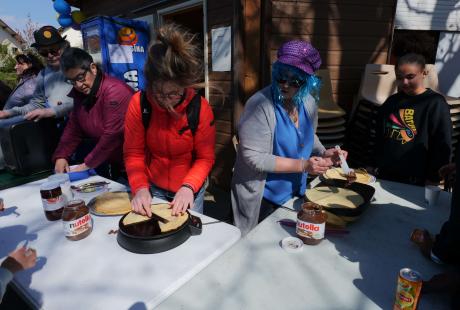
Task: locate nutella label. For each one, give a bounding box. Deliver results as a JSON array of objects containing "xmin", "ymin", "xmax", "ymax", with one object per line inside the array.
[
  {"xmin": 41, "ymin": 196, "xmax": 66, "ymax": 211},
  {"xmin": 63, "ymin": 214, "xmax": 92, "ymax": 237},
  {"xmin": 296, "ymin": 219, "xmax": 325, "ymax": 240}
]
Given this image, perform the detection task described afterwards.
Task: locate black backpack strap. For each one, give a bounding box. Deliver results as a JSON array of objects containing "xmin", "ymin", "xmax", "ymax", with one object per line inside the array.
[
  {"xmin": 178, "ymin": 93, "xmax": 201, "ymax": 135},
  {"xmin": 140, "ymin": 91, "xmax": 151, "ymax": 130}
]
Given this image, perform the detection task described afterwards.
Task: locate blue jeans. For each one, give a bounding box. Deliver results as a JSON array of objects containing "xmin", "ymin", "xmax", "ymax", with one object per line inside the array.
[
  {"xmin": 0, "ymin": 115, "xmax": 25, "ymax": 128},
  {"xmin": 150, "ymin": 179, "xmax": 208, "ymax": 214}
]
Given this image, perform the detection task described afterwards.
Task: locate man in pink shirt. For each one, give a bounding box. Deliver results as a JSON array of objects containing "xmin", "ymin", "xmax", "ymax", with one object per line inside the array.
[{"xmin": 53, "ymin": 48, "xmax": 134, "ymax": 180}]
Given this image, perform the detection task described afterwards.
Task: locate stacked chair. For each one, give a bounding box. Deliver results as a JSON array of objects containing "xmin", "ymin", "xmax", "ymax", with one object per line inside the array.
[
  {"xmin": 345, "ymin": 64, "xmax": 397, "ymax": 168},
  {"xmin": 316, "ymin": 69, "xmax": 347, "ymax": 149}
]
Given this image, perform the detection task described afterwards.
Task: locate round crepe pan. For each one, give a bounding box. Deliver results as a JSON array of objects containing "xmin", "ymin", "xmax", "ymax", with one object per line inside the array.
[
  {"xmin": 306, "ymin": 178, "xmax": 375, "ymax": 218},
  {"xmin": 117, "ymin": 211, "xmax": 202, "ymax": 254}
]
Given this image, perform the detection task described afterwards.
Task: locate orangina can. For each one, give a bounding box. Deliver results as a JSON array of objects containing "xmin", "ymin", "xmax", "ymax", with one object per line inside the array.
[{"xmin": 393, "ymin": 268, "xmax": 422, "ymax": 310}]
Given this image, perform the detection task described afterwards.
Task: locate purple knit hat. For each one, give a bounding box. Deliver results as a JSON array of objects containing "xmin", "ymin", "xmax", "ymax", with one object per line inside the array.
[{"xmin": 277, "ymin": 40, "xmax": 322, "ymax": 75}]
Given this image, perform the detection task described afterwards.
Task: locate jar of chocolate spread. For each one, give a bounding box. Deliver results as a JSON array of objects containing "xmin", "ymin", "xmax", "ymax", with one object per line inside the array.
[
  {"xmin": 40, "ymin": 181, "xmax": 66, "ymax": 221},
  {"xmin": 62, "ymin": 199, "xmax": 92, "ymax": 241},
  {"xmin": 48, "ymin": 173, "xmax": 73, "ymax": 203},
  {"xmin": 296, "ymin": 202, "xmax": 327, "ymax": 245}
]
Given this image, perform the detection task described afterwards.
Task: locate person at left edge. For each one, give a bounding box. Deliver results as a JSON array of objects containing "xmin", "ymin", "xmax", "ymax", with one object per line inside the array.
[
  {"xmin": 53, "ymin": 47, "xmax": 134, "ymax": 177},
  {"xmin": 0, "ymin": 26, "xmax": 73, "ymax": 125}
]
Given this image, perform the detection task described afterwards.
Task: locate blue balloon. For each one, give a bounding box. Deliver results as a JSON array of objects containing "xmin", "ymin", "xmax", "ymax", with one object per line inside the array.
[
  {"xmin": 54, "ymin": 0, "xmax": 71, "ymax": 15},
  {"xmin": 58, "ymin": 14, "xmax": 73, "ymax": 27}
]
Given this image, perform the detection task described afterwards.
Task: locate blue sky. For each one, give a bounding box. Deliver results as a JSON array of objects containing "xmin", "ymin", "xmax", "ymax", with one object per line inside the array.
[{"xmin": 0, "ymin": 0, "xmax": 64, "ymax": 32}]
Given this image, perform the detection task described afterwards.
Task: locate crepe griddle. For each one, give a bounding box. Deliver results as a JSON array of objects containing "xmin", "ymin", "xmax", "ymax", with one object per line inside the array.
[
  {"xmin": 306, "ymin": 178, "xmax": 375, "ymax": 218},
  {"xmin": 117, "ymin": 211, "xmax": 202, "ymax": 254}
]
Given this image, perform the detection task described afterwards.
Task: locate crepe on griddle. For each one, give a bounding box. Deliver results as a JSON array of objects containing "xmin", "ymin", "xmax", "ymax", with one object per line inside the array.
[
  {"xmin": 92, "ymin": 192, "xmax": 131, "ymax": 215},
  {"xmin": 324, "ymin": 168, "xmax": 373, "ymax": 184},
  {"xmin": 122, "ymin": 203, "xmax": 188, "ymax": 233},
  {"xmin": 306, "ymin": 186, "xmax": 364, "ymax": 209}
]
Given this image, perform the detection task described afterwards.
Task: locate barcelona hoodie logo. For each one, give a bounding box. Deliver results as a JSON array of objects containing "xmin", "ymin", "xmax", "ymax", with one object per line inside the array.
[{"xmin": 385, "ymin": 109, "xmax": 417, "ymax": 144}]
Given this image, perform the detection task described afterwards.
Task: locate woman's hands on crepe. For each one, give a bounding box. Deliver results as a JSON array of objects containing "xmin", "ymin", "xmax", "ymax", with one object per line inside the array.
[
  {"xmin": 170, "ymin": 186, "xmax": 194, "ymax": 216},
  {"xmin": 131, "ymin": 188, "xmax": 152, "ymax": 217}
]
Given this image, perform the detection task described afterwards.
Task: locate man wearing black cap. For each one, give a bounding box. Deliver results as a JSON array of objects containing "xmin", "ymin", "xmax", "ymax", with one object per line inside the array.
[{"xmin": 0, "ymin": 26, "xmax": 73, "ymax": 125}]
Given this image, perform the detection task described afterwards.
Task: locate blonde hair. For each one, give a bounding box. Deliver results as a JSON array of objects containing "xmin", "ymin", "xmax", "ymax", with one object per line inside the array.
[{"xmin": 144, "ymin": 23, "xmax": 203, "ymax": 90}]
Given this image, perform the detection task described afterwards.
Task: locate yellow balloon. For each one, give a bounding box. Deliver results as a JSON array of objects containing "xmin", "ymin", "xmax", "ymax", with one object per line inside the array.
[{"xmin": 71, "ymin": 10, "xmax": 86, "ymax": 24}]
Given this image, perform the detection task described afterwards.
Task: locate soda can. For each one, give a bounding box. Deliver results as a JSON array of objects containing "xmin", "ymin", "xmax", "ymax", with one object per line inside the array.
[{"xmin": 393, "ymin": 268, "xmax": 423, "ymax": 310}]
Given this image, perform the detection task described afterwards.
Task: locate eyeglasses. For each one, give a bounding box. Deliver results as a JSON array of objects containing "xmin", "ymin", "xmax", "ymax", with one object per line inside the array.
[
  {"xmin": 65, "ymin": 69, "xmax": 89, "ymax": 85},
  {"xmin": 152, "ymin": 89, "xmax": 184, "ymax": 101},
  {"xmin": 276, "ymin": 77, "xmax": 305, "ymax": 88},
  {"xmin": 38, "ymin": 47, "xmax": 61, "ymax": 57}
]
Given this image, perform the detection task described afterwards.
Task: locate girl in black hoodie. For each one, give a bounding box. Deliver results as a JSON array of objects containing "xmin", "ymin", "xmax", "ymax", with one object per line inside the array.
[{"xmin": 375, "ymin": 53, "xmax": 452, "ymax": 185}]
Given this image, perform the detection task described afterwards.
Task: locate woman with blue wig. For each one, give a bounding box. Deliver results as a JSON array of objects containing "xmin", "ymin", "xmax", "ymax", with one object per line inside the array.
[{"xmin": 231, "ymin": 40, "xmax": 345, "ymax": 235}]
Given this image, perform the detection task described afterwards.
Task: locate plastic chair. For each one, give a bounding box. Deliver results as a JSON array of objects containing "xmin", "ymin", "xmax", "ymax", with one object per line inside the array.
[
  {"xmin": 316, "ymin": 69, "xmax": 346, "ymax": 119},
  {"xmin": 358, "ymin": 64, "xmax": 397, "ymax": 106},
  {"xmin": 424, "ymin": 64, "xmax": 439, "ymax": 92}
]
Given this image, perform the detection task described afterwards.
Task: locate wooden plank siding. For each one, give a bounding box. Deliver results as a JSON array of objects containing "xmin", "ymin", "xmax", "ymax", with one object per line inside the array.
[
  {"xmin": 206, "ymin": 0, "xmax": 235, "ymax": 189},
  {"xmin": 267, "ymin": 0, "xmax": 396, "ymax": 109}
]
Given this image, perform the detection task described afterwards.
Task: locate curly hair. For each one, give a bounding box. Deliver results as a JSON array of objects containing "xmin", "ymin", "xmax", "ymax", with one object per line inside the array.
[{"xmin": 144, "ymin": 23, "xmax": 203, "ymax": 91}]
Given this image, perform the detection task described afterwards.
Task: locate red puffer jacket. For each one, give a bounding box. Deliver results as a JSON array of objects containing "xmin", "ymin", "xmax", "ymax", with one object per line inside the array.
[{"xmin": 124, "ymin": 88, "xmax": 215, "ymax": 195}]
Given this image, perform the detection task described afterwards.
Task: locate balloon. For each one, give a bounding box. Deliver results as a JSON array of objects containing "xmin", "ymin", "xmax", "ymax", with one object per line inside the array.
[
  {"xmin": 53, "ymin": 0, "xmax": 71, "ymax": 15},
  {"xmin": 57, "ymin": 14, "xmax": 73, "ymax": 28},
  {"xmin": 71, "ymin": 11, "xmax": 86, "ymax": 24}
]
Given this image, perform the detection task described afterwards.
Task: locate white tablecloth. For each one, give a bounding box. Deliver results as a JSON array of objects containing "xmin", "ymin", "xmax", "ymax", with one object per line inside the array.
[
  {"xmin": 157, "ymin": 180, "xmax": 452, "ymax": 309},
  {"xmin": 0, "ymin": 176, "xmax": 241, "ymax": 310}
]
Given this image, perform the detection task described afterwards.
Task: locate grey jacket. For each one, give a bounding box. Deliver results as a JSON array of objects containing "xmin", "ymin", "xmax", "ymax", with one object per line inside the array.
[
  {"xmin": 3, "ymin": 74, "xmax": 38, "ymax": 110},
  {"xmin": 231, "ymin": 86, "xmax": 326, "ymax": 236},
  {"xmin": 5, "ymin": 66, "xmax": 73, "ymax": 118},
  {"xmin": 0, "ymin": 267, "xmax": 13, "ymax": 303}
]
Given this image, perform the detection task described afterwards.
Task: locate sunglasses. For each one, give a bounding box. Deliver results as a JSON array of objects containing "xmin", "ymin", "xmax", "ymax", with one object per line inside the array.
[
  {"xmin": 276, "ymin": 77, "xmax": 305, "ymax": 88},
  {"xmin": 38, "ymin": 47, "xmax": 61, "ymax": 57},
  {"xmin": 65, "ymin": 69, "xmax": 89, "ymax": 85}
]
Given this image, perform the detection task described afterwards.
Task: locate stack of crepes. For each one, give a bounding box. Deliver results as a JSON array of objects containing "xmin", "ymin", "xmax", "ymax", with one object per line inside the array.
[
  {"xmin": 305, "ymin": 185, "xmax": 365, "ymax": 227},
  {"xmin": 91, "ymin": 191, "xmax": 132, "ymax": 215},
  {"xmin": 323, "ymin": 167, "xmax": 375, "ymax": 184},
  {"xmin": 123, "ymin": 203, "xmax": 188, "ymax": 233}
]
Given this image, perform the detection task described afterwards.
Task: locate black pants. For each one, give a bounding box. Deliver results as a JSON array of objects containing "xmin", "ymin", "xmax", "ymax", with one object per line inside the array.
[{"xmin": 432, "ymin": 160, "xmax": 460, "ymax": 265}]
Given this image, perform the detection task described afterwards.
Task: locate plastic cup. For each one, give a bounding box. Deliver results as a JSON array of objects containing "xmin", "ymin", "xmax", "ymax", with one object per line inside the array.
[{"xmin": 425, "ymin": 185, "xmax": 441, "ymax": 207}]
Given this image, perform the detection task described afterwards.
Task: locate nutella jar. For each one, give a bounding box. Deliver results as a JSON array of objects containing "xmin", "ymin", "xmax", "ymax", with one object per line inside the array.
[
  {"xmin": 62, "ymin": 199, "xmax": 92, "ymax": 241},
  {"xmin": 40, "ymin": 181, "xmax": 66, "ymax": 221},
  {"xmin": 48, "ymin": 173, "xmax": 73, "ymax": 203},
  {"xmin": 296, "ymin": 202, "xmax": 327, "ymax": 245}
]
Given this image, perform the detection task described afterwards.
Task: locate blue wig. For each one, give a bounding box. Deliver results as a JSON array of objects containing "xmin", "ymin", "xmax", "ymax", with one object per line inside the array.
[{"xmin": 271, "ymin": 61, "xmax": 321, "ymax": 108}]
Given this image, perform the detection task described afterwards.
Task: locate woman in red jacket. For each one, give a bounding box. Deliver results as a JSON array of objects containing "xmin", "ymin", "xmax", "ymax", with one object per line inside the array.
[{"xmin": 124, "ymin": 24, "xmax": 215, "ymax": 216}]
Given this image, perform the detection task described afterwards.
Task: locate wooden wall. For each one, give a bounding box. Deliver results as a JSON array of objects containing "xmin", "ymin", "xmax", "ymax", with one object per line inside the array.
[
  {"xmin": 207, "ymin": 0, "xmax": 235, "ymax": 189},
  {"xmin": 266, "ymin": 0, "xmax": 396, "ymax": 109}
]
